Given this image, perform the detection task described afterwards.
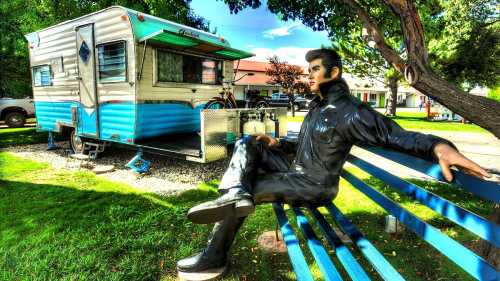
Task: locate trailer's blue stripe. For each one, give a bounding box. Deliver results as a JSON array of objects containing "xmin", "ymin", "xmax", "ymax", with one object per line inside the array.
[
  {"xmin": 309, "ymin": 208, "xmax": 371, "ymax": 281},
  {"xmin": 359, "ymin": 146, "xmax": 500, "ymax": 203},
  {"xmin": 341, "ymin": 170, "xmax": 498, "ymax": 281},
  {"xmin": 273, "ymin": 203, "xmax": 314, "ymax": 281},
  {"xmin": 347, "ymin": 155, "xmax": 500, "ymax": 248},
  {"xmin": 292, "ymin": 208, "xmax": 343, "ymax": 281},
  {"xmin": 325, "ymin": 203, "xmax": 405, "ymax": 281}
]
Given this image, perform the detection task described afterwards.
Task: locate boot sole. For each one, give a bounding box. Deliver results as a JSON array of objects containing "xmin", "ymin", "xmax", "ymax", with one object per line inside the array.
[
  {"xmin": 178, "ymin": 264, "xmax": 227, "ymax": 280},
  {"xmin": 187, "ymin": 199, "xmax": 254, "ymax": 224}
]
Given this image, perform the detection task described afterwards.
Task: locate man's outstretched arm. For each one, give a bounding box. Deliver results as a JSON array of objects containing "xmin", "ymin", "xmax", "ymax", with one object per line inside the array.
[{"xmin": 338, "ymin": 104, "xmax": 490, "ymax": 182}]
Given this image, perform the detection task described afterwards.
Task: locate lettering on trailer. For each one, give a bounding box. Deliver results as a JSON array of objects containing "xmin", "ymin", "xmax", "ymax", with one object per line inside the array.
[{"xmin": 178, "ymin": 29, "xmax": 199, "ymax": 39}]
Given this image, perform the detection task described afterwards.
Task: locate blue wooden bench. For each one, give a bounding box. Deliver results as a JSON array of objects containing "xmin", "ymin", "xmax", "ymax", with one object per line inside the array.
[{"xmin": 273, "ymin": 145, "xmax": 500, "ymax": 281}]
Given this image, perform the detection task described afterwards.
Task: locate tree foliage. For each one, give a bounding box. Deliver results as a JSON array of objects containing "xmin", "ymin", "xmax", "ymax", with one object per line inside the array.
[
  {"xmin": 219, "ymin": 0, "xmax": 500, "ymax": 137},
  {"xmin": 265, "ymin": 55, "xmax": 303, "ymax": 94},
  {"xmin": 0, "ymin": 0, "xmax": 208, "ymax": 98}
]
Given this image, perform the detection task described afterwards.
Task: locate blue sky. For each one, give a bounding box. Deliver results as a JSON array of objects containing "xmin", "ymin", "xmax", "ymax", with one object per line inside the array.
[{"xmin": 190, "ymin": 0, "xmax": 332, "ymax": 66}]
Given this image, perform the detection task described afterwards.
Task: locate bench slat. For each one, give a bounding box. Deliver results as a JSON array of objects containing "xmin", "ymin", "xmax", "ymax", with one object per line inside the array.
[
  {"xmin": 341, "ymin": 170, "xmax": 498, "ymax": 281},
  {"xmin": 309, "ymin": 208, "xmax": 372, "ymax": 281},
  {"xmin": 293, "ymin": 207, "xmax": 344, "ymax": 281},
  {"xmin": 325, "ymin": 203, "xmax": 406, "ymax": 281},
  {"xmin": 359, "ymin": 145, "xmax": 500, "ymax": 203},
  {"xmin": 273, "ymin": 203, "xmax": 314, "ymax": 281},
  {"xmin": 348, "ymin": 155, "xmax": 500, "ymax": 247}
]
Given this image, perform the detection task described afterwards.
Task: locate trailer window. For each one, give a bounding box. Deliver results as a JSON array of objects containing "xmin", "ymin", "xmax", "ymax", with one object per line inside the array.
[
  {"xmin": 98, "ymin": 41, "xmax": 127, "ymax": 83},
  {"xmin": 33, "ymin": 65, "xmax": 52, "ymax": 87},
  {"xmin": 157, "ymin": 50, "xmax": 222, "ymax": 85}
]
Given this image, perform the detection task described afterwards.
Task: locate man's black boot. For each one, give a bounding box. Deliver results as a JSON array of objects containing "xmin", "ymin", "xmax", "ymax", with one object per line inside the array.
[
  {"xmin": 177, "ymin": 216, "xmax": 245, "ymax": 273},
  {"xmin": 187, "ymin": 188, "xmax": 254, "ymax": 224}
]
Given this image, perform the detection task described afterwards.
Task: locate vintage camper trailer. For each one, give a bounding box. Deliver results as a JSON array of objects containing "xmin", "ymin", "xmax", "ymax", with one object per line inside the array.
[{"xmin": 25, "ymin": 6, "xmax": 287, "ymax": 166}]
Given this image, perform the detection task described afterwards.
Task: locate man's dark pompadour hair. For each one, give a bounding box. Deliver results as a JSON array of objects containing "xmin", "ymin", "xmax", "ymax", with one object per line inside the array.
[{"xmin": 305, "ymin": 48, "xmax": 342, "ymax": 78}]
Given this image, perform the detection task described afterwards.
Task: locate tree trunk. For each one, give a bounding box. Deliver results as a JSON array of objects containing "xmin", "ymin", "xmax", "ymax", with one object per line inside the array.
[
  {"xmin": 288, "ymin": 92, "xmax": 296, "ymax": 117},
  {"xmin": 476, "ymin": 204, "xmax": 500, "ymax": 269},
  {"xmin": 387, "ymin": 77, "xmax": 398, "ymax": 116},
  {"xmin": 413, "ymin": 71, "xmax": 500, "ymax": 138}
]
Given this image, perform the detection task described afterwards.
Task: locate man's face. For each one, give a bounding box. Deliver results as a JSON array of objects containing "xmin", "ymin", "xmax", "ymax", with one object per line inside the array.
[{"xmin": 308, "ymin": 58, "xmax": 339, "ymax": 94}]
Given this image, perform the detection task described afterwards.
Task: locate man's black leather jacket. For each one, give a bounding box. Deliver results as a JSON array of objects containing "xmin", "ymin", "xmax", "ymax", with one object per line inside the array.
[{"xmin": 280, "ymin": 79, "xmax": 453, "ymax": 187}]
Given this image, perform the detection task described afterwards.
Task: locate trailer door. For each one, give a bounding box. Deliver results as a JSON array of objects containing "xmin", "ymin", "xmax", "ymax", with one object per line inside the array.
[{"xmin": 75, "ymin": 24, "xmax": 99, "ymax": 138}]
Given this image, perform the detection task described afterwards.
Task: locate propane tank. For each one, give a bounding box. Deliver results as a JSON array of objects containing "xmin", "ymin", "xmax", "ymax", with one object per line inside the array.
[
  {"xmin": 255, "ymin": 112, "xmax": 266, "ymax": 135},
  {"xmin": 265, "ymin": 112, "xmax": 276, "ymax": 138},
  {"xmin": 243, "ymin": 113, "xmax": 257, "ymax": 137}
]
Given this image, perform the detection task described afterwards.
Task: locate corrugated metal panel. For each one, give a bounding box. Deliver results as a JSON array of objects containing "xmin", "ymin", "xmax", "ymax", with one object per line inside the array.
[
  {"xmin": 99, "ymin": 102, "xmax": 135, "ymax": 143},
  {"xmin": 35, "ymin": 101, "xmax": 75, "ymax": 131},
  {"xmin": 136, "ymin": 103, "xmax": 203, "ymax": 139}
]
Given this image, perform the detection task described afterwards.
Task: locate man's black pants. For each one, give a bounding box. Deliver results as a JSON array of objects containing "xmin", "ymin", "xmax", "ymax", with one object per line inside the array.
[{"xmin": 219, "ymin": 136, "xmax": 337, "ymax": 206}]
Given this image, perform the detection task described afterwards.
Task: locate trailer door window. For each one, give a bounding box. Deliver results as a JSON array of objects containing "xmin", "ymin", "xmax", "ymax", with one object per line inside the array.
[
  {"xmin": 157, "ymin": 50, "xmax": 222, "ymax": 85},
  {"xmin": 98, "ymin": 41, "xmax": 127, "ymax": 83},
  {"xmin": 33, "ymin": 65, "xmax": 52, "ymax": 87}
]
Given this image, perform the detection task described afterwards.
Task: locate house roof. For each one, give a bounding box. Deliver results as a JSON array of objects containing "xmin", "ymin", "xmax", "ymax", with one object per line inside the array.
[
  {"xmin": 234, "ymin": 60, "xmax": 308, "ymax": 74},
  {"xmin": 234, "ymin": 72, "xmax": 277, "ymax": 86}
]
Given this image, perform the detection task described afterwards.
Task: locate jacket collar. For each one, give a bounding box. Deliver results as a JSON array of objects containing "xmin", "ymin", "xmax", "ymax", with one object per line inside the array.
[{"xmin": 310, "ymin": 78, "xmax": 349, "ymax": 109}]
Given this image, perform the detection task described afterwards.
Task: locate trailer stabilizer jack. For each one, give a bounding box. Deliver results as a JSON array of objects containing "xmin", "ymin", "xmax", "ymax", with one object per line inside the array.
[
  {"xmin": 47, "ymin": 132, "xmax": 60, "ymax": 150},
  {"xmin": 126, "ymin": 149, "xmax": 151, "ymax": 174}
]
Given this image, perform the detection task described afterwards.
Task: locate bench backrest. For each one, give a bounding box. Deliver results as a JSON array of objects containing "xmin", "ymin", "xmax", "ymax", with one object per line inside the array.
[{"xmin": 274, "ymin": 145, "xmax": 500, "ymax": 281}]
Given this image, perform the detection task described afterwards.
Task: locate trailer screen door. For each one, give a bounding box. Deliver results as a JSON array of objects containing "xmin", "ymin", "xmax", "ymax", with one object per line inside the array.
[{"xmin": 76, "ymin": 24, "xmax": 99, "ymax": 138}]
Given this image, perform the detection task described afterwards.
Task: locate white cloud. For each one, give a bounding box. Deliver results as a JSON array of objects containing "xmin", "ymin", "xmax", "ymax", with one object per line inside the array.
[
  {"xmin": 247, "ymin": 47, "xmax": 313, "ymax": 67},
  {"xmin": 262, "ymin": 22, "xmax": 302, "ymax": 39}
]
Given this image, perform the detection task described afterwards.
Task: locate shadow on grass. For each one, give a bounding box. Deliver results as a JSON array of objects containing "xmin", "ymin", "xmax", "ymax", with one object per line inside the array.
[
  {"xmin": 0, "ymin": 128, "xmax": 49, "ymax": 148},
  {"xmin": 0, "ymin": 180, "xmax": 293, "ymax": 281},
  {"xmin": 313, "ymin": 207, "xmax": 475, "ymax": 281}
]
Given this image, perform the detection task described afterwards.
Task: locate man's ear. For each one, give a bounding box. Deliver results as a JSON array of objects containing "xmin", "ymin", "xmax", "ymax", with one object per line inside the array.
[{"xmin": 330, "ymin": 67, "xmax": 340, "ymax": 80}]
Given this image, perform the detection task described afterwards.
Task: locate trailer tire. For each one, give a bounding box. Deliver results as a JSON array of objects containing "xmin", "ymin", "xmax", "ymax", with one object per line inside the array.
[
  {"xmin": 69, "ymin": 129, "xmax": 88, "ymax": 154},
  {"xmin": 204, "ymin": 100, "xmax": 226, "ymax": 109},
  {"xmin": 5, "ymin": 112, "xmax": 26, "ymax": 128}
]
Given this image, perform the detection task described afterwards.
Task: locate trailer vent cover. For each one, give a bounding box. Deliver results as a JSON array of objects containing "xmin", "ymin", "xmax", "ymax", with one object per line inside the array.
[{"xmin": 79, "ymin": 41, "xmax": 90, "ymax": 63}]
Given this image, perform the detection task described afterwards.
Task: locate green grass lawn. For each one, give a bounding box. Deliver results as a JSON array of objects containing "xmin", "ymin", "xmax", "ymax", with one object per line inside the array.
[
  {"xmin": 1, "ymin": 151, "xmax": 492, "ymax": 280},
  {"xmin": 288, "ymin": 111, "xmax": 488, "ymax": 133}
]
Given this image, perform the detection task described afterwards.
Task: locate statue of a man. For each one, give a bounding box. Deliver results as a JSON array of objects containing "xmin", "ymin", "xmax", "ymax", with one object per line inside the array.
[{"xmin": 177, "ymin": 48, "xmax": 490, "ymax": 275}]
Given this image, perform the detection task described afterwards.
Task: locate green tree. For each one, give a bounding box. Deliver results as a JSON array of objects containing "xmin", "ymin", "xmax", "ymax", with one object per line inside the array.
[
  {"xmin": 219, "ymin": 0, "xmax": 500, "ymax": 138},
  {"xmin": 0, "ymin": 0, "xmax": 208, "ymax": 98}
]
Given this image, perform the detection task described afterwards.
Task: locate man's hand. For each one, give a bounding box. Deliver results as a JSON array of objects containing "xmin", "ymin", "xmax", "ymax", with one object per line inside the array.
[
  {"xmin": 255, "ymin": 134, "xmax": 278, "ymax": 146},
  {"xmin": 433, "ymin": 143, "xmax": 491, "ymax": 182}
]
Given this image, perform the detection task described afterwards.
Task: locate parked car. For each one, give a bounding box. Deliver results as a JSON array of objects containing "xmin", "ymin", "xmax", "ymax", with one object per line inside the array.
[
  {"xmin": 246, "ymin": 92, "xmax": 308, "ymax": 111},
  {"xmin": 0, "ymin": 97, "xmax": 35, "ymax": 128}
]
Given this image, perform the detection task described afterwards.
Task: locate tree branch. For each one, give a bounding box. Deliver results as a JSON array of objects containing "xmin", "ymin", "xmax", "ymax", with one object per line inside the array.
[
  {"xmin": 337, "ymin": 0, "xmax": 405, "ymax": 73},
  {"xmin": 382, "ymin": 0, "xmax": 429, "ymax": 70}
]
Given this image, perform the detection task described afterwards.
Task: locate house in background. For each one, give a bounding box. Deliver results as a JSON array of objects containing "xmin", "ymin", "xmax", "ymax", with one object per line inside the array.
[
  {"xmin": 232, "ymin": 60, "xmax": 308, "ymax": 100},
  {"xmin": 344, "ymin": 73, "xmax": 427, "ymax": 108},
  {"xmin": 232, "ymin": 60, "xmax": 280, "ymax": 100},
  {"xmin": 231, "ymin": 60, "xmax": 435, "ymax": 108}
]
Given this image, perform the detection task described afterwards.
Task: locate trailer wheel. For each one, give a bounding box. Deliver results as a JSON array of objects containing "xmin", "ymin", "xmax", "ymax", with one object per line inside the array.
[
  {"xmin": 204, "ymin": 100, "xmax": 226, "ymax": 109},
  {"xmin": 5, "ymin": 112, "xmax": 26, "ymax": 128},
  {"xmin": 69, "ymin": 129, "xmax": 87, "ymax": 154}
]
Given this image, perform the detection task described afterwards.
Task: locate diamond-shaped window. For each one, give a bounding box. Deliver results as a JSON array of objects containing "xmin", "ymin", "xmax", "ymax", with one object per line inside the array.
[{"xmin": 79, "ymin": 41, "xmax": 90, "ymax": 63}]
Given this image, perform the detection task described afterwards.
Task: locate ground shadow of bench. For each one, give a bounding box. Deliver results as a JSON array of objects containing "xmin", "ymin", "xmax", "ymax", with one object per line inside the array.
[{"xmin": 274, "ymin": 145, "xmax": 499, "ymax": 281}]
